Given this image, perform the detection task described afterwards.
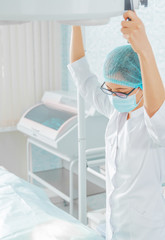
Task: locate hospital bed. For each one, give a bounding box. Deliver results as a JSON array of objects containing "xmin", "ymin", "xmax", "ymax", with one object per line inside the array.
[{"xmin": 0, "ymin": 166, "xmax": 104, "ymax": 240}]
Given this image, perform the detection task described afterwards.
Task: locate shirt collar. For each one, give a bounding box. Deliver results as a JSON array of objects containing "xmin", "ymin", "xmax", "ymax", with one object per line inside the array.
[{"xmin": 129, "ymin": 106, "xmax": 144, "ymax": 119}]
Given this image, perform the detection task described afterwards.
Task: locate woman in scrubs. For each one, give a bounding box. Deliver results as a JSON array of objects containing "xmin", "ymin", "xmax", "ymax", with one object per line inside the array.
[{"xmin": 67, "ymin": 11, "xmax": 165, "ymax": 240}]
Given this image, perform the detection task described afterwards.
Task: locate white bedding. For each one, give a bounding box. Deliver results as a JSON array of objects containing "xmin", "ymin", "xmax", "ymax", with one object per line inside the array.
[{"xmin": 0, "ymin": 167, "xmax": 104, "ymax": 240}]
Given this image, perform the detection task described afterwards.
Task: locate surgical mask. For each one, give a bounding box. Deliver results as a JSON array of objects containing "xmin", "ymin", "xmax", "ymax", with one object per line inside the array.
[{"xmin": 110, "ymin": 88, "xmax": 143, "ymax": 113}]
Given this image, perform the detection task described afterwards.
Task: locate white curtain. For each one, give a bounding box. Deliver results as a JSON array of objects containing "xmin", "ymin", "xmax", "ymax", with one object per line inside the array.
[{"xmin": 0, "ymin": 21, "xmax": 62, "ymax": 129}]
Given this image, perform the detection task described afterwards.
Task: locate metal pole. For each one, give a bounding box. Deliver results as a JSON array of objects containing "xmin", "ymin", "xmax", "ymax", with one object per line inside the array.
[{"xmin": 77, "ymin": 26, "xmax": 87, "ymax": 224}]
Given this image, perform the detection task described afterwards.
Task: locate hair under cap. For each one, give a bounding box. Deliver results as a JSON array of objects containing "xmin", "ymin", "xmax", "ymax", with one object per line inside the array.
[{"xmin": 103, "ymin": 45, "xmax": 143, "ymax": 89}]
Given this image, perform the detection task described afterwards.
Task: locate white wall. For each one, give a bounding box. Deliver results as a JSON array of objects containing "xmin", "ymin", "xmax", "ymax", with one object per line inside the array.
[
  {"xmin": 0, "ymin": 131, "xmax": 27, "ymax": 180},
  {"xmin": 0, "ymin": 21, "xmax": 62, "ymax": 179}
]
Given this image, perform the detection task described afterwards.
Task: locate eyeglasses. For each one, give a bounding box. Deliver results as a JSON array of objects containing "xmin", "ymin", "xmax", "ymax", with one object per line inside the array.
[{"xmin": 100, "ymin": 82, "xmax": 136, "ymax": 99}]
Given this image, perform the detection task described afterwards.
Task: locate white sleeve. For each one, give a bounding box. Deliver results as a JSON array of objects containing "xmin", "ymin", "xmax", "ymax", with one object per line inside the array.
[
  {"xmin": 67, "ymin": 56, "xmax": 114, "ymax": 118},
  {"xmin": 144, "ymin": 100, "xmax": 165, "ymax": 147}
]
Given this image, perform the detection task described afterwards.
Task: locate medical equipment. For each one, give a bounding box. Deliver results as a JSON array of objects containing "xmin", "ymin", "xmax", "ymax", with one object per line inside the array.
[
  {"xmin": 17, "ymin": 91, "xmax": 108, "ymax": 216},
  {"xmin": 0, "ymin": 0, "xmax": 148, "ymax": 25},
  {"xmin": 0, "ymin": 166, "xmax": 104, "ymax": 240},
  {"xmin": 125, "ymin": 0, "xmax": 135, "ymax": 11},
  {"xmin": 18, "ymin": 91, "xmax": 108, "ymax": 160},
  {"xmin": 103, "ymin": 45, "xmax": 143, "ymax": 89}
]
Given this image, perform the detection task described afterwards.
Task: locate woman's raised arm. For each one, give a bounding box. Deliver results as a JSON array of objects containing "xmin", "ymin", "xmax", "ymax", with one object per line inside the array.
[
  {"xmin": 70, "ymin": 26, "xmax": 85, "ymax": 63},
  {"xmin": 67, "ymin": 26, "xmax": 114, "ymax": 118}
]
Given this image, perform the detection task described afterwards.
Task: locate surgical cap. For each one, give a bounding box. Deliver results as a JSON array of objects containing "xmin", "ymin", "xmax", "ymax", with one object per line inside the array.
[{"xmin": 103, "ymin": 45, "xmax": 143, "ymax": 89}]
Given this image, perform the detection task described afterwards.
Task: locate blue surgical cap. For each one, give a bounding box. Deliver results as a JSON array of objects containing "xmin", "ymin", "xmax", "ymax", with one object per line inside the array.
[{"xmin": 103, "ymin": 45, "xmax": 143, "ymax": 89}]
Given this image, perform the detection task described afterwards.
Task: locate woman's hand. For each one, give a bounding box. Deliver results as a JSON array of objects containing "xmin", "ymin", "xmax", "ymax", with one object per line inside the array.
[{"xmin": 121, "ymin": 11, "xmax": 151, "ymax": 56}]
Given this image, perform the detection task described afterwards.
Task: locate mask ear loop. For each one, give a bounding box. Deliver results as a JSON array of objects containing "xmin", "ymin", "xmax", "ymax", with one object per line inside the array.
[{"xmin": 136, "ymin": 87, "xmax": 143, "ymax": 105}]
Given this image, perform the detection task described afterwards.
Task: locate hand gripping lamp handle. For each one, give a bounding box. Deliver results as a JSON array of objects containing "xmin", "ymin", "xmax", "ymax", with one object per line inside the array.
[
  {"xmin": 125, "ymin": 0, "xmax": 135, "ymax": 21},
  {"xmin": 124, "ymin": 0, "xmax": 135, "ymax": 43}
]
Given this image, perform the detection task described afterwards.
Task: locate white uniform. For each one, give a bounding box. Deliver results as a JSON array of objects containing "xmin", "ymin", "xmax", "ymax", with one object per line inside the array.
[{"xmin": 67, "ymin": 56, "xmax": 165, "ymax": 240}]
